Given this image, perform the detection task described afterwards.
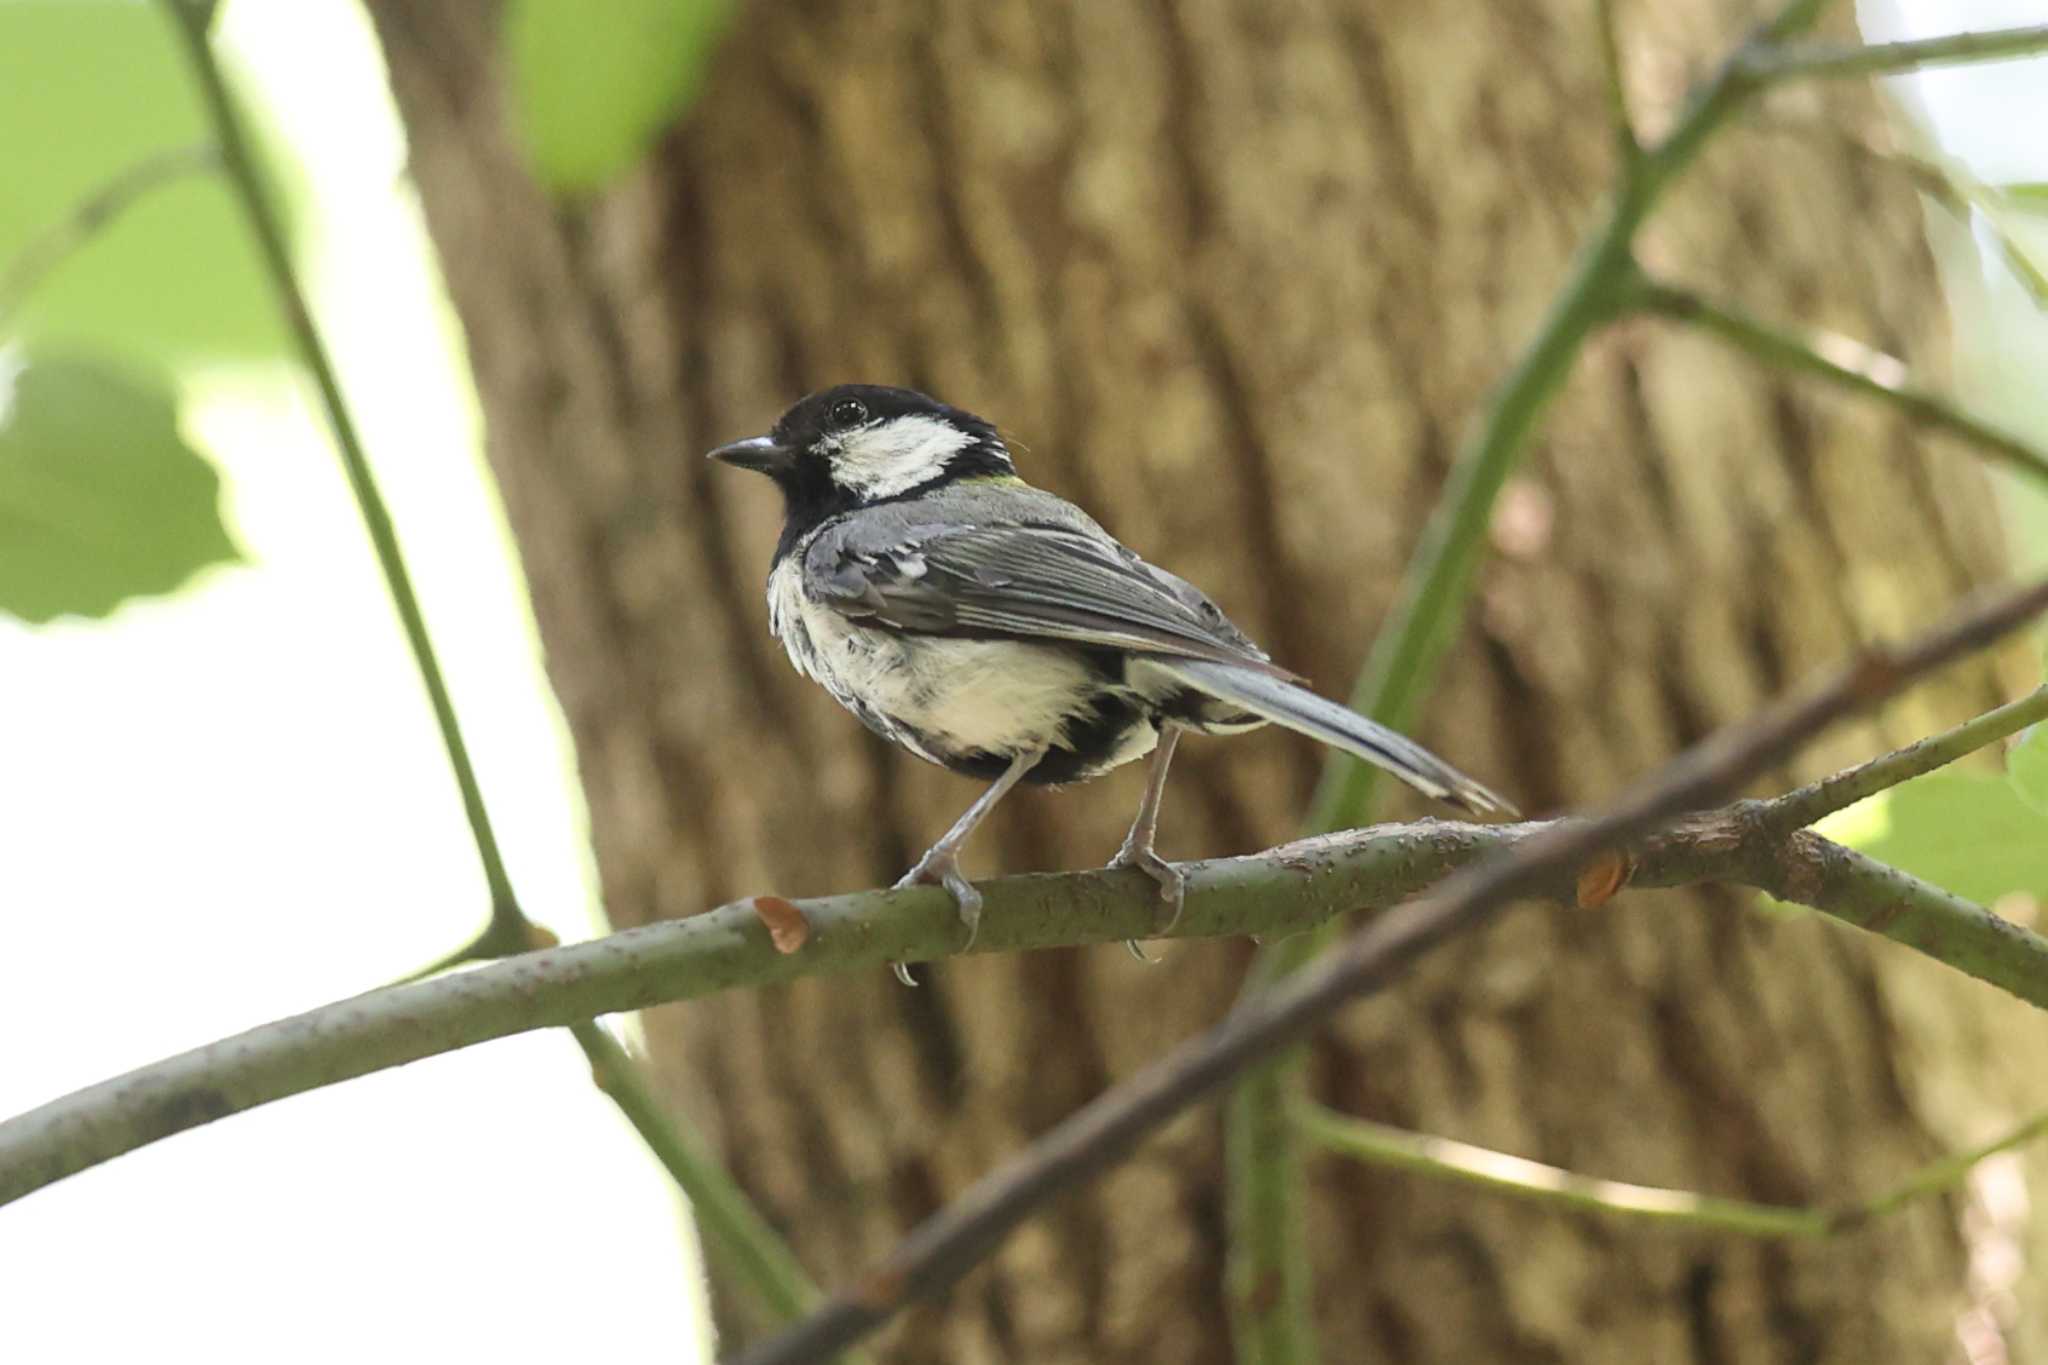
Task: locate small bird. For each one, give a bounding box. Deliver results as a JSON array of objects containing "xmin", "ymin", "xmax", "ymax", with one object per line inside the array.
[{"xmin": 710, "ymin": 385, "xmax": 1512, "ymax": 979}]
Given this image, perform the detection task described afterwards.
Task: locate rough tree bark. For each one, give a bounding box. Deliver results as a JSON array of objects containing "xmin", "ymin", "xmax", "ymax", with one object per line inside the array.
[{"xmin": 363, "ymin": 2, "xmax": 2047, "ymax": 1360}]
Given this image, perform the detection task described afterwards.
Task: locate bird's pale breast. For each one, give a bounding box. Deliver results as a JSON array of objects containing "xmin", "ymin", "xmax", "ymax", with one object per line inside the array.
[{"xmin": 766, "ymin": 555, "xmax": 1152, "ymax": 772}]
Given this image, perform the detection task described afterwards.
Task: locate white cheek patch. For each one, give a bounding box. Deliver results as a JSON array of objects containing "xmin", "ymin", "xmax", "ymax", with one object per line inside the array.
[{"xmin": 830, "ymin": 415, "xmax": 977, "ymax": 498}]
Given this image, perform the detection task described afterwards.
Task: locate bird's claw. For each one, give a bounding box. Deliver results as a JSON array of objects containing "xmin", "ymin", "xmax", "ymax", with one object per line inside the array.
[
  {"xmin": 1111, "ymin": 841, "xmax": 1185, "ymax": 963},
  {"xmin": 888, "ymin": 850, "xmax": 984, "ymax": 985}
]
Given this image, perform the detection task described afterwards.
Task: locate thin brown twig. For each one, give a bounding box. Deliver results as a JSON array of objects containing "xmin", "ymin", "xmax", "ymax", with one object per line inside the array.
[{"xmin": 729, "ymin": 575, "xmax": 2048, "ymax": 1365}]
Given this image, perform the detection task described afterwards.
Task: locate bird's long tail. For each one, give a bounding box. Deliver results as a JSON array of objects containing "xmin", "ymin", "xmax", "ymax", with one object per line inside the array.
[{"xmin": 1151, "ymin": 657, "xmax": 1517, "ymax": 816}]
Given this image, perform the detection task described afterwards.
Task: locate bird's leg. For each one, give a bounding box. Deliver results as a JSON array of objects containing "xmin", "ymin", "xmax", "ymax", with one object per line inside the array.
[
  {"xmin": 890, "ymin": 746, "xmax": 1045, "ymax": 985},
  {"xmin": 1110, "ymin": 725, "xmax": 1185, "ymax": 960}
]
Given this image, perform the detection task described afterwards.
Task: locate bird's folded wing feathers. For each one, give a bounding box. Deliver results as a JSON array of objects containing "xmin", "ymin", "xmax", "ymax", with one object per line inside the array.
[{"xmin": 804, "ymin": 518, "xmax": 1298, "ymax": 677}]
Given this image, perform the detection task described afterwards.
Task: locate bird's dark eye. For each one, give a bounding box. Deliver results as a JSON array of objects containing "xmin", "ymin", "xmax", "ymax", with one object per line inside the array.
[{"xmin": 829, "ymin": 398, "xmax": 869, "ymax": 428}]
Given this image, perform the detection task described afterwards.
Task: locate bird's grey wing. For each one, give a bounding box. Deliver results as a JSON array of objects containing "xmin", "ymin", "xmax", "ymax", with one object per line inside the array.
[{"xmin": 805, "ymin": 517, "xmax": 1295, "ymax": 677}]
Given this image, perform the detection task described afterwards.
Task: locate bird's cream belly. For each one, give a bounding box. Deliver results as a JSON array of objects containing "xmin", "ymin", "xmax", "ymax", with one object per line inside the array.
[
  {"xmin": 819, "ymin": 622, "xmax": 1098, "ymax": 756},
  {"xmin": 768, "ymin": 558, "xmax": 1133, "ymax": 762}
]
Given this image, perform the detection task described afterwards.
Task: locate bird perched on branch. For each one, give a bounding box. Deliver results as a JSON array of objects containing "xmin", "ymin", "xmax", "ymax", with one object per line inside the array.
[{"xmin": 711, "ymin": 385, "xmax": 1512, "ymax": 981}]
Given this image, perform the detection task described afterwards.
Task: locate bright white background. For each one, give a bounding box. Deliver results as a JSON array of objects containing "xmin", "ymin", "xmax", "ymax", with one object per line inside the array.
[
  {"xmin": 0, "ymin": 1, "xmax": 706, "ymax": 1359},
  {"xmin": 0, "ymin": 2, "xmax": 2039, "ymax": 1362}
]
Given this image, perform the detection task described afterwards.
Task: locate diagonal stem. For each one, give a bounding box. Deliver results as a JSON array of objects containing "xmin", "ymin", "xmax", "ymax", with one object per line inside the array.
[
  {"xmin": 1294, "ymin": 1101, "xmax": 2048, "ymax": 1238},
  {"xmin": 154, "ymin": 3, "xmax": 836, "ymax": 1331},
  {"xmin": 1744, "ymin": 23, "xmax": 2048, "ymax": 83},
  {"xmin": 1764, "ymin": 685, "xmax": 2048, "ymax": 833},
  {"xmin": 571, "ymin": 1022, "xmax": 875, "ymax": 1364},
  {"xmin": 1631, "ymin": 282, "xmax": 2048, "ymax": 489},
  {"xmin": 157, "ymin": 0, "xmax": 526, "ymax": 956},
  {"xmin": 1594, "ymin": 0, "xmax": 1640, "ymax": 166},
  {"xmin": 1227, "ymin": 2, "xmax": 1835, "ymax": 1355}
]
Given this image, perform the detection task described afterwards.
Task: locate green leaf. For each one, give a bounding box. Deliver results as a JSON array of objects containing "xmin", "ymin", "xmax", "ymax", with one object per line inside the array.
[
  {"xmin": 0, "ymin": 0, "xmax": 300, "ymax": 360},
  {"xmin": 0, "ymin": 355, "xmax": 241, "ymax": 623},
  {"xmin": 2012, "ymin": 724, "xmax": 2048, "ymax": 818},
  {"xmin": 1818, "ymin": 771, "xmax": 2048, "ymax": 909},
  {"xmin": 504, "ymin": 0, "xmax": 733, "ymax": 197}
]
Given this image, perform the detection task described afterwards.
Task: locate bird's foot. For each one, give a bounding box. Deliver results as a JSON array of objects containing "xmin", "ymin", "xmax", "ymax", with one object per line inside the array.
[
  {"xmin": 1110, "ymin": 840, "xmax": 1185, "ymax": 963},
  {"xmin": 888, "ymin": 848, "xmax": 984, "ymax": 986}
]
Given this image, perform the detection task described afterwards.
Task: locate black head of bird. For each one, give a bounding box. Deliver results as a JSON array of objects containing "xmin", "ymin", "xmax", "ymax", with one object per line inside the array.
[{"xmin": 710, "ymin": 385, "xmax": 1016, "ymax": 524}]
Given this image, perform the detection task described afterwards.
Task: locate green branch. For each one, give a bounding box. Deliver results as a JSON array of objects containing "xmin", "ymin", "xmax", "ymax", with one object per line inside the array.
[
  {"xmin": 574, "ymin": 1024, "xmax": 812, "ymax": 1314},
  {"xmin": 7, "ymin": 756, "xmax": 2048, "ymax": 1211},
  {"xmin": 1227, "ymin": 2, "xmax": 1838, "ymax": 1354},
  {"xmin": 1765, "ymin": 685, "xmax": 2048, "ymax": 833},
  {"xmin": 1745, "ymin": 23, "xmax": 2048, "ymax": 84},
  {"xmin": 158, "ymin": 0, "xmax": 525, "ymax": 956},
  {"xmin": 1303, "ymin": 0, "xmax": 1830, "ymax": 834},
  {"xmin": 572, "ymin": 1023, "xmax": 870, "ymax": 1364},
  {"xmin": 1224, "ymin": 1049, "xmax": 1319, "ymax": 1365},
  {"xmin": 1860, "ymin": 1111, "xmax": 2048, "ymax": 1222},
  {"xmin": 154, "ymin": 6, "xmax": 822, "ymax": 1329},
  {"xmin": 1295, "ymin": 1101, "xmax": 2048, "ymax": 1238},
  {"xmin": 1594, "ymin": 0, "xmax": 1639, "ymax": 166},
  {"xmin": 1632, "ymin": 283, "xmax": 2048, "ymax": 489}
]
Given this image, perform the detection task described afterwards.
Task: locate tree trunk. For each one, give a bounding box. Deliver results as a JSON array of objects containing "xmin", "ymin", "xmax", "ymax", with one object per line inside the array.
[{"xmin": 364, "ymin": 2, "xmax": 2047, "ymax": 1360}]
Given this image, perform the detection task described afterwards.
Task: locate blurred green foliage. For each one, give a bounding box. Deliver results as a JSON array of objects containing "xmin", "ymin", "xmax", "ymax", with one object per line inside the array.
[
  {"xmin": 0, "ymin": 0, "xmax": 297, "ymax": 361},
  {"xmin": 504, "ymin": 0, "xmax": 732, "ymax": 197},
  {"xmin": 1760, "ymin": 762, "xmax": 2048, "ymax": 923},
  {"xmin": 0, "ymin": 355, "xmax": 240, "ymax": 623},
  {"xmin": 2011, "ymin": 723, "xmax": 2048, "ymax": 817},
  {"xmin": 1840, "ymin": 770, "xmax": 2048, "ymax": 909},
  {"xmin": 0, "ymin": 0, "xmax": 315, "ymax": 622}
]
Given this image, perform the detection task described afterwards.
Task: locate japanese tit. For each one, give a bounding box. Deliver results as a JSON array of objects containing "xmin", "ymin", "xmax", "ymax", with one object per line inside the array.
[{"xmin": 710, "ymin": 385, "xmax": 1512, "ymax": 978}]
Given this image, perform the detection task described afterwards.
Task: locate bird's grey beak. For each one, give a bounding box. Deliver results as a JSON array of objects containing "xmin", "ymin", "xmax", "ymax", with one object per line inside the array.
[{"xmin": 707, "ymin": 434, "xmax": 793, "ymax": 476}]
